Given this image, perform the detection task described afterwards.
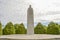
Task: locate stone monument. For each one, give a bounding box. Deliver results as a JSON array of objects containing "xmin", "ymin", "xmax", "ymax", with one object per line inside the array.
[
  {"xmin": 0, "ymin": 5, "xmax": 60, "ymax": 40},
  {"xmin": 27, "ymin": 5, "xmax": 34, "ymax": 35}
]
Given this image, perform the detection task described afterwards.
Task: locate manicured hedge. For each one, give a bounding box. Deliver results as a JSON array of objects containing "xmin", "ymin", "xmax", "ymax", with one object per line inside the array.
[
  {"xmin": 14, "ymin": 23, "xmax": 26, "ymax": 34},
  {"xmin": 47, "ymin": 22, "xmax": 59, "ymax": 34},
  {"xmin": 34, "ymin": 23, "xmax": 46, "ymax": 34},
  {"xmin": 0, "ymin": 22, "xmax": 2, "ymax": 35},
  {"xmin": 3, "ymin": 22, "xmax": 15, "ymax": 35}
]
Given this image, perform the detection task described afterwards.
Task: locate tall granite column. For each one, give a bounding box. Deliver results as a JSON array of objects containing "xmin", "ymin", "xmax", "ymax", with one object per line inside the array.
[{"xmin": 27, "ymin": 5, "xmax": 34, "ymax": 35}]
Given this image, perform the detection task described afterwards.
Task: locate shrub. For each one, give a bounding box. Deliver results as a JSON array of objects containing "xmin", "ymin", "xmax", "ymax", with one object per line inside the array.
[
  {"xmin": 0, "ymin": 22, "xmax": 2, "ymax": 35},
  {"xmin": 34, "ymin": 23, "xmax": 46, "ymax": 34},
  {"xmin": 3, "ymin": 22, "xmax": 15, "ymax": 35},
  {"xmin": 47, "ymin": 22, "xmax": 59, "ymax": 34},
  {"xmin": 14, "ymin": 23, "xmax": 26, "ymax": 34}
]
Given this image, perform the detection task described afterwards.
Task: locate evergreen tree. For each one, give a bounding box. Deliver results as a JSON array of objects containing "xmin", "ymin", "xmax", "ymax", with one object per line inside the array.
[
  {"xmin": 47, "ymin": 22, "xmax": 59, "ymax": 34},
  {"xmin": 14, "ymin": 23, "xmax": 26, "ymax": 34},
  {"xmin": 34, "ymin": 23, "xmax": 46, "ymax": 34},
  {"xmin": 20, "ymin": 23, "xmax": 27, "ymax": 34},
  {"xmin": 14, "ymin": 24, "xmax": 19, "ymax": 34},
  {"xmin": 58, "ymin": 25, "xmax": 60, "ymax": 34},
  {"xmin": 0, "ymin": 22, "xmax": 2, "ymax": 35},
  {"xmin": 3, "ymin": 22, "xmax": 15, "ymax": 35}
]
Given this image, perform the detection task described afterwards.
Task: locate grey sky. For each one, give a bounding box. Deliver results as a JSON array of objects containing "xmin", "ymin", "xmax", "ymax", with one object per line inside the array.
[{"xmin": 0, "ymin": 0, "xmax": 60, "ymax": 28}]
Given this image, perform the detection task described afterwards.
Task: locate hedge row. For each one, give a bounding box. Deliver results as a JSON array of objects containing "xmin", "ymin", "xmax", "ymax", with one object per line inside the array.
[
  {"xmin": 0, "ymin": 22, "xmax": 60, "ymax": 35},
  {"xmin": 34, "ymin": 22, "xmax": 60, "ymax": 34}
]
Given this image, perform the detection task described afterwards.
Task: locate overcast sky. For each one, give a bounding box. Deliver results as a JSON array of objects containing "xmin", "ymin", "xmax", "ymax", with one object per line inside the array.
[{"xmin": 0, "ymin": 0, "xmax": 60, "ymax": 27}]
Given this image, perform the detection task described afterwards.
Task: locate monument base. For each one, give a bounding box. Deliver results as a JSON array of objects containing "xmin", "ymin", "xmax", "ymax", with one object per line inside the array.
[{"xmin": 0, "ymin": 34, "xmax": 60, "ymax": 40}]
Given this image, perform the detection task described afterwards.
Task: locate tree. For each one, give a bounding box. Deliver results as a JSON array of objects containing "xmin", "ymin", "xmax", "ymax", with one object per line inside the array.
[
  {"xmin": 0, "ymin": 22, "xmax": 2, "ymax": 35},
  {"xmin": 3, "ymin": 22, "xmax": 15, "ymax": 35},
  {"xmin": 43, "ymin": 25, "xmax": 47, "ymax": 33},
  {"xmin": 47, "ymin": 22, "xmax": 59, "ymax": 34},
  {"xmin": 34, "ymin": 23, "xmax": 46, "ymax": 34},
  {"xmin": 14, "ymin": 24, "xmax": 19, "ymax": 34},
  {"xmin": 14, "ymin": 23, "xmax": 26, "ymax": 34},
  {"xmin": 20, "ymin": 23, "xmax": 27, "ymax": 34},
  {"xmin": 58, "ymin": 24, "xmax": 60, "ymax": 34}
]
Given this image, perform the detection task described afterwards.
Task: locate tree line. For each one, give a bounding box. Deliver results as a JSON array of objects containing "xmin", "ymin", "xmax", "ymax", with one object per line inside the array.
[{"xmin": 0, "ymin": 21, "xmax": 60, "ymax": 35}]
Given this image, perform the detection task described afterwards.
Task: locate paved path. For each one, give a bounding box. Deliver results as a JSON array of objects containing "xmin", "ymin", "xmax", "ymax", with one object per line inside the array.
[{"xmin": 0, "ymin": 34, "xmax": 60, "ymax": 40}]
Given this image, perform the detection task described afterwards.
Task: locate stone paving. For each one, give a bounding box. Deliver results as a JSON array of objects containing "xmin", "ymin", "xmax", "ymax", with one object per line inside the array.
[{"xmin": 0, "ymin": 34, "xmax": 60, "ymax": 40}]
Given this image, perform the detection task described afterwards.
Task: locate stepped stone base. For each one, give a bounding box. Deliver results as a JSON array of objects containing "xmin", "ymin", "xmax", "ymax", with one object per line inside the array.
[{"xmin": 0, "ymin": 34, "xmax": 60, "ymax": 40}]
